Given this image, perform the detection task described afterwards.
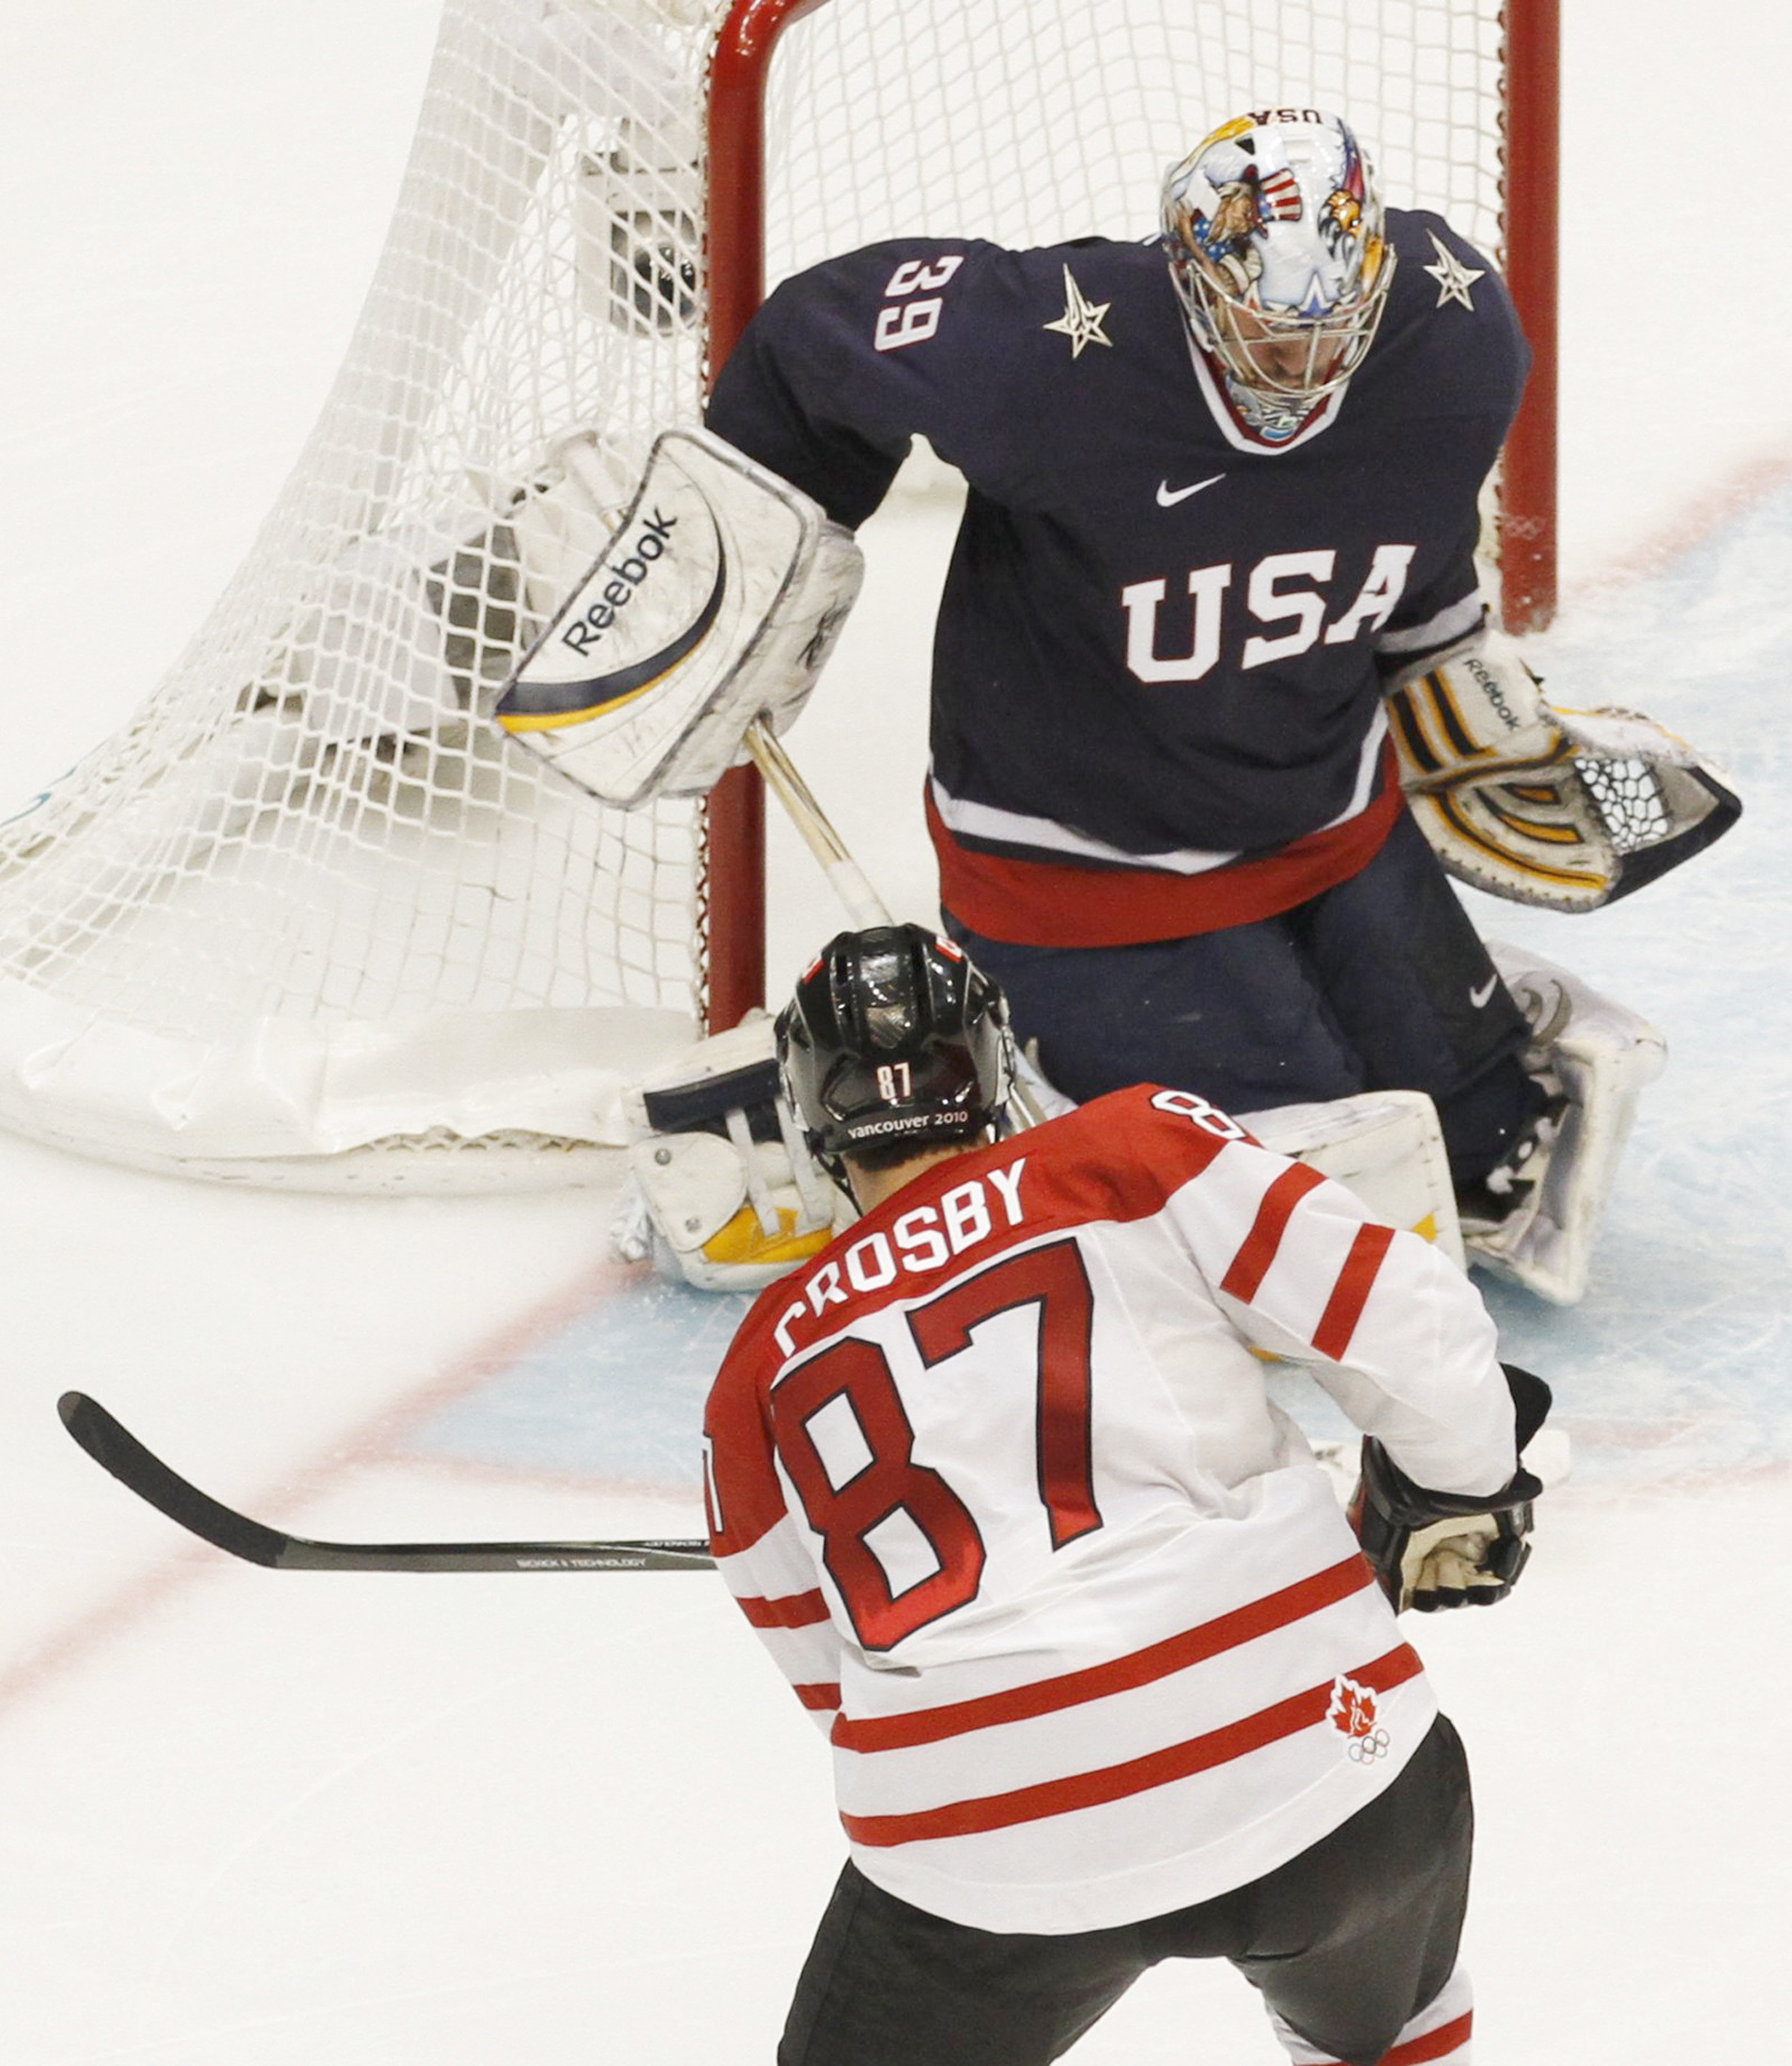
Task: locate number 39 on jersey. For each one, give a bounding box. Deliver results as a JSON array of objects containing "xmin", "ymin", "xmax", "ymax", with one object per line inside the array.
[{"xmin": 873, "ymin": 254, "xmax": 965, "ymax": 352}]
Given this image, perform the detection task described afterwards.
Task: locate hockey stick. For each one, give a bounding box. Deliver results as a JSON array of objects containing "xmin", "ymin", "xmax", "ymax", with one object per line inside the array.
[
  {"xmin": 494, "ymin": 426, "xmax": 1043, "ymax": 1120},
  {"xmin": 57, "ymin": 1393, "xmax": 713, "ymax": 1573},
  {"xmin": 745, "ymin": 719, "xmax": 888, "ymax": 929}
]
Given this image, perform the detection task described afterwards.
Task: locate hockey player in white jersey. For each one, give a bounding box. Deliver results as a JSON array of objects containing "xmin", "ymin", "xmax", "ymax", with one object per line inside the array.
[{"xmin": 703, "ymin": 925, "xmax": 1550, "ymax": 2066}]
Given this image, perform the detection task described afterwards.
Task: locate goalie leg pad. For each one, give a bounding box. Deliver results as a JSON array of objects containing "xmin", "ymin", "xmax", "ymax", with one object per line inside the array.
[
  {"xmin": 1243, "ymin": 1089, "xmax": 1465, "ymax": 1266},
  {"xmin": 1461, "ymin": 940, "xmax": 1666, "ymax": 1304},
  {"xmin": 618, "ymin": 1016, "xmax": 848, "ymax": 1293}
]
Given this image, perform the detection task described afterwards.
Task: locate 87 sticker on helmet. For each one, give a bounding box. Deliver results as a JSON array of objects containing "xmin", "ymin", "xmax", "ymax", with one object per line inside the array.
[{"xmin": 778, "ymin": 924, "xmax": 1015, "ymax": 1179}]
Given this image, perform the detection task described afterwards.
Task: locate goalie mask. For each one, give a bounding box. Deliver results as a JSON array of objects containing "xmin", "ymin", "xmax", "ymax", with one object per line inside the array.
[
  {"xmin": 776, "ymin": 925, "xmax": 1014, "ymax": 1183},
  {"xmin": 1161, "ymin": 110, "xmax": 1396, "ymax": 425}
]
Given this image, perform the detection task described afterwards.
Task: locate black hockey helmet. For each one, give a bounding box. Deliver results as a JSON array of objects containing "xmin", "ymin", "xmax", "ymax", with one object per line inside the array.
[{"xmin": 776, "ymin": 925, "xmax": 1014, "ymax": 1181}]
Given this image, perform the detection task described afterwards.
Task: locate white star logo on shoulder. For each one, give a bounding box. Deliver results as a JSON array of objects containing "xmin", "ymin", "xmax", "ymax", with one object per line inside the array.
[
  {"xmin": 1422, "ymin": 231, "xmax": 1485, "ymax": 310},
  {"xmin": 1043, "ymin": 265, "xmax": 1112, "ymax": 357}
]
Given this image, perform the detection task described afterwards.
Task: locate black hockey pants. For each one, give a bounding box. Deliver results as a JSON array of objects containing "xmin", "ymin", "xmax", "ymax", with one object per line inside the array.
[{"xmin": 778, "ymin": 1712, "xmax": 1473, "ymax": 2066}]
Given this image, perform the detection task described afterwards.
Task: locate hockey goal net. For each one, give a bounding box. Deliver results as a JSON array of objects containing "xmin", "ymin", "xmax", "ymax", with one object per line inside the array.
[{"xmin": 0, "ymin": 0, "xmax": 1556, "ymax": 1190}]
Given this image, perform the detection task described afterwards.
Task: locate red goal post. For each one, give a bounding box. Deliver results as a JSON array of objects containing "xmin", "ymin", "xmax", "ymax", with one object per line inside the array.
[{"xmin": 1496, "ymin": 0, "xmax": 1562, "ymax": 633}]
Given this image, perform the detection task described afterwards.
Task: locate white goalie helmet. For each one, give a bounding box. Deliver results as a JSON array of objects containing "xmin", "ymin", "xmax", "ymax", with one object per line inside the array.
[{"xmin": 1161, "ymin": 110, "xmax": 1396, "ymax": 415}]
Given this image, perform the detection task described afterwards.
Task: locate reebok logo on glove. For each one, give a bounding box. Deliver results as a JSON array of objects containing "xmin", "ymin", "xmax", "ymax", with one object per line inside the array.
[{"xmin": 559, "ymin": 507, "xmax": 681, "ymax": 653}]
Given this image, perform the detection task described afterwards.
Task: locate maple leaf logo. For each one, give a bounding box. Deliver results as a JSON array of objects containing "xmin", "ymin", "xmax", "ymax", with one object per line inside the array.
[{"xmin": 1328, "ymin": 1674, "xmax": 1378, "ymax": 1740}]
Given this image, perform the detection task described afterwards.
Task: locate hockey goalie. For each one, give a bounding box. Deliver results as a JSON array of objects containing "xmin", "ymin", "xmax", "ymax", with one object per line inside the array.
[
  {"xmin": 495, "ymin": 116, "xmax": 1738, "ymax": 1312},
  {"xmin": 493, "ymin": 409, "xmax": 1735, "ymax": 1315},
  {"xmin": 670, "ymin": 105, "xmax": 1738, "ymax": 1308}
]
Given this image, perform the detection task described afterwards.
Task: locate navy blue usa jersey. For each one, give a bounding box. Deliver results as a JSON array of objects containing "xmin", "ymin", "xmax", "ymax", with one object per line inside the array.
[{"xmin": 706, "ymin": 209, "xmax": 1528, "ymax": 947}]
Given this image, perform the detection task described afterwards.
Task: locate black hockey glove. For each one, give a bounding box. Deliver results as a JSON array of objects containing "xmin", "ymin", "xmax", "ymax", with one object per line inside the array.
[{"xmin": 1352, "ymin": 1364, "xmax": 1553, "ymax": 1612}]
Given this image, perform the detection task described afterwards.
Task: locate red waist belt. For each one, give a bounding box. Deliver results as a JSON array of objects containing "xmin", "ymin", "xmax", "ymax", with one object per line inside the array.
[{"xmin": 926, "ymin": 749, "xmax": 1404, "ymax": 948}]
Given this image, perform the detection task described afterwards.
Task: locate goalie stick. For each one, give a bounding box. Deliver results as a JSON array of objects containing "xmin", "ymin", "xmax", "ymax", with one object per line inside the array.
[
  {"xmin": 493, "ymin": 429, "xmax": 1040, "ymax": 1122},
  {"xmin": 57, "ymin": 1393, "xmax": 713, "ymax": 1573},
  {"xmin": 741, "ymin": 721, "xmax": 1049, "ymax": 1128},
  {"xmin": 744, "ymin": 718, "xmax": 886, "ymax": 931}
]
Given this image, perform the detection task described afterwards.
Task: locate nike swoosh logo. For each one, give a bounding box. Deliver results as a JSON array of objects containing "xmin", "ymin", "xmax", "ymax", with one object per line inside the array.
[
  {"xmin": 1470, "ymin": 975, "xmax": 1498, "ymax": 1008},
  {"xmin": 1156, "ymin": 473, "xmax": 1226, "ymax": 507}
]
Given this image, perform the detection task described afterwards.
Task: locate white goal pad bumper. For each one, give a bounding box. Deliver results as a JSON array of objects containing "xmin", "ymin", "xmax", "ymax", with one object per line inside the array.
[
  {"xmin": 1242, "ymin": 1090, "xmax": 1466, "ymax": 1268},
  {"xmin": 0, "ymin": 984, "xmax": 692, "ymax": 1192},
  {"xmin": 1388, "ymin": 628, "xmax": 1739, "ymax": 911},
  {"xmin": 1464, "ymin": 939, "xmax": 1667, "ymax": 1305},
  {"xmin": 616, "ymin": 1015, "xmax": 849, "ymax": 1293},
  {"xmin": 496, "ymin": 428, "xmax": 863, "ymax": 804}
]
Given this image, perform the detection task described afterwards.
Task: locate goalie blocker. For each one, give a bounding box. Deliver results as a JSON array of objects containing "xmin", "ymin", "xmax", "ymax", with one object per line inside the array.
[{"xmin": 495, "ymin": 426, "xmax": 862, "ymax": 804}]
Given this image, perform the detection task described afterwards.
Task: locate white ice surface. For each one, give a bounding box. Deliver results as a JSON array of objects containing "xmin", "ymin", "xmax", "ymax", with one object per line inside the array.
[{"xmin": 1, "ymin": 6, "xmax": 1789, "ymax": 2061}]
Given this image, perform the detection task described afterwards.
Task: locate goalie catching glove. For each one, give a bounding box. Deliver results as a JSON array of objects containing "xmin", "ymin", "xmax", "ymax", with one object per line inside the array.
[
  {"xmin": 1387, "ymin": 626, "xmax": 1738, "ymax": 911},
  {"xmin": 1352, "ymin": 1363, "xmax": 1553, "ymax": 1611}
]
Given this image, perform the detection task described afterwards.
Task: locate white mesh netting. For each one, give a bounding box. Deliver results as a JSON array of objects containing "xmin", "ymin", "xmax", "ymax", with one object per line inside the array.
[
  {"xmin": 0, "ymin": 0, "xmax": 1521, "ymax": 1189},
  {"xmin": 768, "ymin": 1, "xmax": 1507, "ymax": 263}
]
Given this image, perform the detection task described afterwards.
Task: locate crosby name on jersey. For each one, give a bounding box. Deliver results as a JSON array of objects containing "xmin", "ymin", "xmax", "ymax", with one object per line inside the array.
[
  {"xmin": 703, "ymin": 1087, "xmax": 1519, "ymax": 1935},
  {"xmin": 706, "ymin": 210, "xmax": 1527, "ymax": 947}
]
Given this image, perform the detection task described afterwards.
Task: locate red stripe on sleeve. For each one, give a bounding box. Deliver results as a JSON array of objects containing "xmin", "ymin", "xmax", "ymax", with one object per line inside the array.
[
  {"xmin": 1312, "ymin": 1222, "xmax": 1396, "ymax": 1361},
  {"xmin": 1219, "ymin": 1162, "xmax": 1328, "ymax": 1302},
  {"xmin": 796, "ymin": 1682, "xmax": 842, "ymax": 1713},
  {"xmin": 738, "ymin": 1588, "xmax": 831, "ymax": 1629}
]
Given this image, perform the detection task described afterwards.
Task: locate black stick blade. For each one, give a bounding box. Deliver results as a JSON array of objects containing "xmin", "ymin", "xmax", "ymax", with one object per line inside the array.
[
  {"xmin": 59, "ymin": 1391, "xmax": 290, "ymax": 1565},
  {"xmin": 56, "ymin": 1393, "xmax": 714, "ymax": 1572}
]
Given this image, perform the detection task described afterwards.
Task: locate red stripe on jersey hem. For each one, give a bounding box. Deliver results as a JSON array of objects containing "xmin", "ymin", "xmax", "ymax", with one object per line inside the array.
[
  {"xmin": 832, "ymin": 1553, "xmax": 1373, "ymax": 1751},
  {"xmin": 796, "ymin": 1681, "xmax": 842, "ymax": 1713},
  {"xmin": 1312, "ymin": 1222, "xmax": 1396, "ymax": 1361},
  {"xmin": 1219, "ymin": 1162, "xmax": 1328, "ymax": 1302},
  {"xmin": 1378, "ymin": 2010, "xmax": 1474, "ymax": 2064},
  {"xmin": 738, "ymin": 1588, "xmax": 831, "ymax": 1629},
  {"xmin": 840, "ymin": 1643, "xmax": 1424, "ymax": 1847},
  {"xmin": 925, "ymin": 764, "xmax": 1401, "ymax": 948}
]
